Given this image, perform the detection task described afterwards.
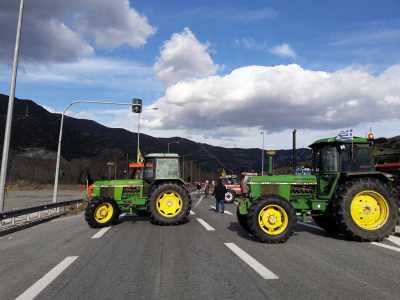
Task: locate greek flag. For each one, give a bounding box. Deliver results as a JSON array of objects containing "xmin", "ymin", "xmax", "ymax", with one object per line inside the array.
[{"xmin": 336, "ymin": 129, "xmax": 353, "ymax": 141}]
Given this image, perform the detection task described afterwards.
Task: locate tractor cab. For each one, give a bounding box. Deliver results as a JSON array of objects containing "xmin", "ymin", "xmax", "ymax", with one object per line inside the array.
[
  {"xmin": 142, "ymin": 153, "xmax": 182, "ymax": 182},
  {"xmin": 310, "ymin": 136, "xmax": 376, "ymax": 198}
]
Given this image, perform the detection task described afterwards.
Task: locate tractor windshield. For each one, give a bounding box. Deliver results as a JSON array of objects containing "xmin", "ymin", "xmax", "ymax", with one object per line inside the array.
[{"xmin": 156, "ymin": 158, "xmax": 180, "ymax": 178}]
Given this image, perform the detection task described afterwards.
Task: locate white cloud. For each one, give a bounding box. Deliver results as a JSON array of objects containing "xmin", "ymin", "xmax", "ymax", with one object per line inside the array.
[
  {"xmin": 154, "ymin": 28, "xmax": 219, "ymax": 86},
  {"xmin": 270, "ymin": 43, "xmax": 297, "ymax": 59},
  {"xmin": 143, "ymin": 64, "xmax": 400, "ymax": 138},
  {"xmin": 0, "ymin": 0, "xmax": 155, "ymax": 63},
  {"xmin": 15, "ymin": 57, "xmax": 154, "ymax": 86},
  {"xmin": 75, "ymin": 0, "xmax": 156, "ymax": 49}
]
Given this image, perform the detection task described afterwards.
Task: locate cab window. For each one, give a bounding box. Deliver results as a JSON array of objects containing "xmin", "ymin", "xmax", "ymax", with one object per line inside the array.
[
  {"xmin": 156, "ymin": 158, "xmax": 180, "ymax": 178},
  {"xmin": 320, "ymin": 146, "xmax": 339, "ymax": 172}
]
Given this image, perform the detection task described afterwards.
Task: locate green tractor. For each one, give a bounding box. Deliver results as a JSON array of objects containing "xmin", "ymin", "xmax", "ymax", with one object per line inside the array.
[
  {"xmin": 85, "ymin": 153, "xmax": 191, "ymax": 228},
  {"xmin": 237, "ymin": 136, "xmax": 399, "ymax": 243}
]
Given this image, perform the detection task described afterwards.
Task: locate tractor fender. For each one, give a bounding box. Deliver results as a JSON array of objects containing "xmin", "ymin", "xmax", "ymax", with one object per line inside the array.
[{"xmin": 342, "ymin": 171, "xmax": 395, "ymax": 183}]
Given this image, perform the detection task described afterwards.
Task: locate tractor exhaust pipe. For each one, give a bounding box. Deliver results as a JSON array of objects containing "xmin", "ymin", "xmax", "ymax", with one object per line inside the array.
[{"xmin": 292, "ymin": 129, "xmax": 297, "ymax": 175}]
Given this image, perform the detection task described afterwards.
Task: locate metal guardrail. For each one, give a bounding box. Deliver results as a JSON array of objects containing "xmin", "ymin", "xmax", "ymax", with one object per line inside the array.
[{"xmin": 0, "ymin": 199, "xmax": 85, "ymax": 230}]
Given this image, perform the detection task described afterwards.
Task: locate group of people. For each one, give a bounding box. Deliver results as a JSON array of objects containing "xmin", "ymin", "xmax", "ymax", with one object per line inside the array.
[{"xmin": 202, "ymin": 179, "xmax": 227, "ymax": 214}]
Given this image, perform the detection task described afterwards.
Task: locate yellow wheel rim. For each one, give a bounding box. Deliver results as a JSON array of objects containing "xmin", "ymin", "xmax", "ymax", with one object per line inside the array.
[
  {"xmin": 94, "ymin": 203, "xmax": 114, "ymax": 224},
  {"xmin": 156, "ymin": 191, "xmax": 183, "ymax": 218},
  {"xmin": 258, "ymin": 204, "xmax": 289, "ymax": 235},
  {"xmin": 350, "ymin": 190, "xmax": 389, "ymax": 230}
]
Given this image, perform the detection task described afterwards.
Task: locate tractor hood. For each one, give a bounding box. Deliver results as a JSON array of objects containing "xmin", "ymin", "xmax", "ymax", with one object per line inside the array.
[
  {"xmin": 248, "ymin": 175, "xmax": 317, "ymax": 185},
  {"xmin": 93, "ymin": 179, "xmax": 143, "ymax": 187}
]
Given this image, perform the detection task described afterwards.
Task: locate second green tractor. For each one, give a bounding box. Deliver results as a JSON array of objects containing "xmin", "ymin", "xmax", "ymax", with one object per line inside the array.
[{"xmin": 237, "ymin": 136, "xmax": 399, "ymax": 243}]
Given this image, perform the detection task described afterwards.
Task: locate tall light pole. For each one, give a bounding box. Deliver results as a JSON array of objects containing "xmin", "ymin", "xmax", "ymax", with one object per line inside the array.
[
  {"xmin": 260, "ymin": 131, "xmax": 265, "ymax": 176},
  {"xmin": 132, "ymin": 99, "xmax": 158, "ymax": 162},
  {"xmin": 52, "ymin": 100, "xmax": 145, "ymax": 203},
  {"xmin": 0, "ymin": 0, "xmax": 25, "ymax": 212}
]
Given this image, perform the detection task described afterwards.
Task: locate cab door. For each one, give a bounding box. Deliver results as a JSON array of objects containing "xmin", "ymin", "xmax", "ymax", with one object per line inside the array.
[{"xmin": 317, "ymin": 145, "xmax": 340, "ymax": 199}]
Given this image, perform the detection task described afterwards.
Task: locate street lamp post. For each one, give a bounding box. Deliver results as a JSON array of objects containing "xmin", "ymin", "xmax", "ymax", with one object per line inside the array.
[
  {"xmin": 52, "ymin": 100, "xmax": 139, "ymax": 203},
  {"xmin": 0, "ymin": 0, "xmax": 24, "ymax": 212},
  {"xmin": 260, "ymin": 131, "xmax": 265, "ymax": 176}
]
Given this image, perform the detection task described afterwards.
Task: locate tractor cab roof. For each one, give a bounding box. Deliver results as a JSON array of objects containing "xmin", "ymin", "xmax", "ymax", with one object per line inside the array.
[
  {"xmin": 309, "ymin": 136, "xmax": 369, "ymax": 148},
  {"xmin": 144, "ymin": 153, "xmax": 180, "ymax": 158}
]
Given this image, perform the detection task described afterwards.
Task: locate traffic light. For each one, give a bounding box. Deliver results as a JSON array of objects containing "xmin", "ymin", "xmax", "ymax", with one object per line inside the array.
[{"xmin": 132, "ymin": 98, "xmax": 142, "ymax": 113}]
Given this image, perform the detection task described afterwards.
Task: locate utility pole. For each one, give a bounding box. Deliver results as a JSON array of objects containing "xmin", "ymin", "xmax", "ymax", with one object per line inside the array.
[{"xmin": 0, "ymin": 0, "xmax": 24, "ymax": 212}]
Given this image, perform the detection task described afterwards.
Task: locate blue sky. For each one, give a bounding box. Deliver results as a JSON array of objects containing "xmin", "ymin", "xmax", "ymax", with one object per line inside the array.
[{"xmin": 1, "ymin": 0, "xmax": 400, "ymax": 148}]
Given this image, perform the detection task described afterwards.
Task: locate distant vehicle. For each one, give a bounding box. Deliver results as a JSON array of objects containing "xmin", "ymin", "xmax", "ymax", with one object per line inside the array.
[
  {"xmin": 221, "ymin": 173, "xmax": 258, "ymax": 203},
  {"xmin": 220, "ymin": 175, "xmax": 241, "ymax": 203}
]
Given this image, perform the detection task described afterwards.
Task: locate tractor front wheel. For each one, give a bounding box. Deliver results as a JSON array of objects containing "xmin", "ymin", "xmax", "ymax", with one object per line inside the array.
[
  {"xmin": 85, "ymin": 198, "xmax": 120, "ymax": 228},
  {"xmin": 247, "ymin": 196, "xmax": 296, "ymax": 243},
  {"xmin": 149, "ymin": 183, "xmax": 191, "ymax": 225}
]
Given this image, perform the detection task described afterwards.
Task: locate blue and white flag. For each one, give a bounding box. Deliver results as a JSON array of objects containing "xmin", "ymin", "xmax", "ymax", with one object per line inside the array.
[{"xmin": 336, "ymin": 129, "xmax": 353, "ymax": 141}]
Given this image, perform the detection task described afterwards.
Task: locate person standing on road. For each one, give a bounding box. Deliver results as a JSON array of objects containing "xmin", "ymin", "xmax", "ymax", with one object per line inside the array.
[{"xmin": 213, "ymin": 179, "xmax": 226, "ymax": 213}]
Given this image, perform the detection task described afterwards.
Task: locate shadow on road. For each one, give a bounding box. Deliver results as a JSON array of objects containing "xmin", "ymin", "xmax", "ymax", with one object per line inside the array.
[
  {"xmin": 226, "ymin": 221, "xmax": 257, "ymax": 241},
  {"xmin": 116, "ymin": 213, "xmax": 190, "ymax": 226},
  {"xmin": 227, "ymin": 220, "xmax": 349, "ymax": 242},
  {"xmin": 295, "ymin": 223, "xmax": 350, "ymax": 241}
]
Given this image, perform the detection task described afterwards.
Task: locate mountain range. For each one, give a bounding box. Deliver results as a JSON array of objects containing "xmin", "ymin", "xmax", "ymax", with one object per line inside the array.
[{"xmin": 0, "ymin": 93, "xmax": 398, "ymax": 184}]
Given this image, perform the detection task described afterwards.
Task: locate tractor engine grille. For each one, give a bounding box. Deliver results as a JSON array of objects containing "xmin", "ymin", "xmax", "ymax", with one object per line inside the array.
[{"xmin": 291, "ymin": 185, "xmax": 316, "ymax": 194}]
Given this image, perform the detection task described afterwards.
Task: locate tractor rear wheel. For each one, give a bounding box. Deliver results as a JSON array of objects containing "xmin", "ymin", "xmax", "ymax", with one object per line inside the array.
[
  {"xmin": 247, "ymin": 196, "xmax": 296, "ymax": 243},
  {"xmin": 225, "ymin": 190, "xmax": 236, "ymax": 203},
  {"xmin": 236, "ymin": 206, "xmax": 250, "ymax": 233},
  {"xmin": 85, "ymin": 198, "xmax": 120, "ymax": 228},
  {"xmin": 332, "ymin": 178, "xmax": 399, "ymax": 241},
  {"xmin": 149, "ymin": 183, "xmax": 191, "ymax": 225}
]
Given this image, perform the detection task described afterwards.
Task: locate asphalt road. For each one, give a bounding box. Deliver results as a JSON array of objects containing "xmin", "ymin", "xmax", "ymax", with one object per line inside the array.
[{"xmin": 1, "ymin": 192, "xmax": 400, "ymax": 300}]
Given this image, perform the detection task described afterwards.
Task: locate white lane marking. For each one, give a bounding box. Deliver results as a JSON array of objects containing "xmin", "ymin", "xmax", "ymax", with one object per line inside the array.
[
  {"xmin": 196, "ymin": 218, "xmax": 215, "ymax": 231},
  {"xmin": 91, "ymin": 227, "xmax": 111, "ymax": 239},
  {"xmin": 387, "ymin": 235, "xmax": 400, "ymax": 247},
  {"xmin": 209, "ymin": 206, "xmax": 233, "ymax": 215},
  {"xmin": 371, "ymin": 242, "xmax": 400, "ymax": 253},
  {"xmin": 190, "ymin": 210, "xmax": 196, "ymax": 215},
  {"xmin": 224, "ymin": 243, "xmax": 279, "ymax": 280},
  {"xmin": 194, "ymin": 195, "xmax": 205, "ymax": 208},
  {"xmin": 16, "ymin": 256, "xmax": 78, "ymax": 300},
  {"xmin": 298, "ymin": 222, "xmax": 323, "ymax": 231}
]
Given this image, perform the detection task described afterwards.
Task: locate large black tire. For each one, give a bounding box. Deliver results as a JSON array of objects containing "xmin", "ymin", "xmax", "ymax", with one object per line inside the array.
[
  {"xmin": 236, "ymin": 206, "xmax": 250, "ymax": 233},
  {"xmin": 247, "ymin": 196, "xmax": 296, "ymax": 243},
  {"xmin": 149, "ymin": 183, "xmax": 191, "ymax": 225},
  {"xmin": 224, "ymin": 190, "xmax": 236, "ymax": 203},
  {"xmin": 85, "ymin": 198, "xmax": 120, "ymax": 228},
  {"xmin": 332, "ymin": 178, "xmax": 399, "ymax": 241}
]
